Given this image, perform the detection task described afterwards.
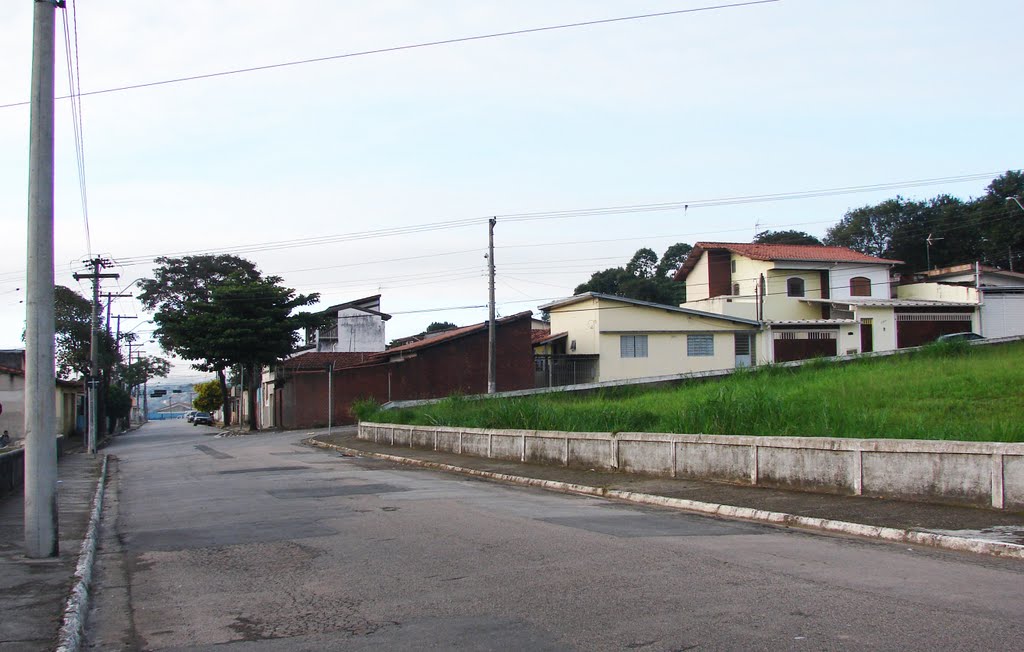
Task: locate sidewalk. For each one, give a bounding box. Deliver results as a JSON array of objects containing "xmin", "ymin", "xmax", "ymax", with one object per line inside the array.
[
  {"xmin": 0, "ymin": 451, "xmax": 103, "ymax": 651},
  {"xmin": 309, "ymin": 429, "xmax": 1024, "ymax": 555}
]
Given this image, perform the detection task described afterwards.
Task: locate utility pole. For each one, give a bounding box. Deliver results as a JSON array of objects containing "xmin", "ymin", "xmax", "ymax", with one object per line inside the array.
[
  {"xmin": 24, "ymin": 0, "xmax": 63, "ymax": 559},
  {"xmin": 73, "ymin": 257, "xmax": 118, "ymax": 455},
  {"xmin": 104, "ymin": 292, "xmax": 133, "ymax": 333},
  {"xmin": 487, "ymin": 218, "xmax": 497, "ymax": 394},
  {"xmin": 111, "ymin": 314, "xmax": 136, "ymax": 348}
]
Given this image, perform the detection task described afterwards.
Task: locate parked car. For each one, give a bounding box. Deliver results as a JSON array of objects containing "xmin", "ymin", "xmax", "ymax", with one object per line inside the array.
[
  {"xmin": 192, "ymin": 412, "xmax": 214, "ymax": 426},
  {"xmin": 936, "ymin": 332, "xmax": 985, "ymax": 342},
  {"xmin": 185, "ymin": 410, "xmax": 198, "ymax": 422}
]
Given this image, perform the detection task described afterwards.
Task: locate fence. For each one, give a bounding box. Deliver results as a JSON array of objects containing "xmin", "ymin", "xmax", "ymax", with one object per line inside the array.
[
  {"xmin": 533, "ymin": 355, "xmax": 600, "ymax": 388},
  {"xmin": 358, "ymin": 422, "xmax": 1024, "ymax": 510}
]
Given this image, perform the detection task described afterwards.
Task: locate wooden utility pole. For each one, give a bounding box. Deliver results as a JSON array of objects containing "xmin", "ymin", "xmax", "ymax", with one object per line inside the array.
[
  {"xmin": 487, "ymin": 218, "xmax": 497, "ymax": 394},
  {"xmin": 24, "ymin": 0, "xmax": 63, "ymax": 559},
  {"xmin": 73, "ymin": 258, "xmax": 118, "ymax": 454}
]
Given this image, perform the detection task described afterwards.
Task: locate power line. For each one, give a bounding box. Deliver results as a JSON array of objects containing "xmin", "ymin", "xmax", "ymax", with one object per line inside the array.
[
  {"xmin": 0, "ymin": 1, "xmax": 781, "ymax": 110},
  {"xmin": 59, "ymin": 1, "xmax": 91, "ymax": 256},
  {"xmin": 100, "ymin": 170, "xmax": 1016, "ymax": 268}
]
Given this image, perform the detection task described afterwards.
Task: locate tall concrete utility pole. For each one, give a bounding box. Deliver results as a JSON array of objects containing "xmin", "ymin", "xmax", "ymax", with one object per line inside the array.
[
  {"xmin": 487, "ymin": 218, "xmax": 497, "ymax": 394},
  {"xmin": 74, "ymin": 258, "xmax": 118, "ymax": 455},
  {"xmin": 24, "ymin": 0, "xmax": 62, "ymax": 559}
]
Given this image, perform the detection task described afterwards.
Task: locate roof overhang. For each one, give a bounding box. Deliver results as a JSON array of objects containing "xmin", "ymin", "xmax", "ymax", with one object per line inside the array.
[{"xmin": 541, "ymin": 292, "xmax": 760, "ymax": 326}]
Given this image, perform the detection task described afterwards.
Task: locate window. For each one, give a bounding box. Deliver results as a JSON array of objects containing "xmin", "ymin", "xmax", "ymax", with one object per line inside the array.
[
  {"xmin": 730, "ymin": 259, "xmax": 737, "ymax": 273},
  {"xmin": 850, "ymin": 276, "xmax": 871, "ymax": 297},
  {"xmin": 620, "ymin": 335, "xmax": 648, "ymax": 358},
  {"xmin": 732, "ymin": 283, "xmax": 740, "ymax": 295},
  {"xmin": 787, "ymin": 277, "xmax": 805, "ymax": 297},
  {"xmin": 687, "ymin": 334, "xmax": 714, "ymax": 356}
]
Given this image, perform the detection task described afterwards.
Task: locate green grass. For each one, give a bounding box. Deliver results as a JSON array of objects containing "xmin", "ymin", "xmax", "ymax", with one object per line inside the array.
[{"xmin": 356, "ymin": 340, "xmax": 1024, "ymax": 442}]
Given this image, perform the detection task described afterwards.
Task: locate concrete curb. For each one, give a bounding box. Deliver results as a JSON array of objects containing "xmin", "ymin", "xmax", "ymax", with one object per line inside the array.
[
  {"xmin": 305, "ymin": 437, "xmax": 1024, "ymax": 560},
  {"xmin": 55, "ymin": 454, "xmax": 109, "ymax": 652}
]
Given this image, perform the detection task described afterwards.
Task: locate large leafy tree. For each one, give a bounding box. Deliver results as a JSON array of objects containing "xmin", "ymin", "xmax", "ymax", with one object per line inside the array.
[
  {"xmin": 53, "ymin": 285, "xmax": 118, "ymax": 380},
  {"xmin": 754, "ymin": 230, "xmax": 823, "ymax": 246},
  {"xmin": 655, "ymin": 243, "xmax": 693, "ymax": 278},
  {"xmin": 824, "ymin": 171, "xmax": 1024, "ymax": 271},
  {"xmin": 139, "ymin": 255, "xmax": 263, "ymax": 425},
  {"xmin": 141, "ymin": 258, "xmax": 322, "ymax": 430},
  {"xmin": 574, "ymin": 245, "xmax": 688, "ymax": 305},
  {"xmin": 192, "ymin": 275, "xmax": 321, "ymax": 429},
  {"xmin": 52, "ymin": 286, "xmax": 121, "ymax": 436}
]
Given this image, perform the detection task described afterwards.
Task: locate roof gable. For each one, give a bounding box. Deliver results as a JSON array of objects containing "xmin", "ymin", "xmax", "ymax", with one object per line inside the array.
[
  {"xmin": 539, "ymin": 292, "xmax": 759, "ymax": 326},
  {"xmin": 384, "ymin": 311, "xmax": 534, "ymax": 356}
]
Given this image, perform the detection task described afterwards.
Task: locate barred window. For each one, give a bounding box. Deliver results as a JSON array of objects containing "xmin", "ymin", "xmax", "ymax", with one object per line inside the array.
[
  {"xmin": 620, "ymin": 335, "xmax": 648, "ymax": 358},
  {"xmin": 787, "ymin": 277, "xmax": 805, "ymax": 297},
  {"xmin": 687, "ymin": 334, "xmax": 714, "ymax": 356}
]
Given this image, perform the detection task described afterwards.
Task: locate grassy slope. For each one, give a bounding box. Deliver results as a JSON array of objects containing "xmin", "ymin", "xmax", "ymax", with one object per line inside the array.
[{"xmin": 361, "ymin": 340, "xmax": 1024, "ymax": 442}]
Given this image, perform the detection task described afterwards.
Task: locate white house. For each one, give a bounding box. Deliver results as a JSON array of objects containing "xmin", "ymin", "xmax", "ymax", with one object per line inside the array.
[
  {"xmin": 306, "ymin": 295, "xmax": 391, "ymax": 353},
  {"xmin": 674, "ymin": 242, "xmax": 980, "ymax": 361}
]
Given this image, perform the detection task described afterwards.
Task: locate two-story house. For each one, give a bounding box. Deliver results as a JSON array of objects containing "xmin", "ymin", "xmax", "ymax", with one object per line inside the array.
[{"xmin": 675, "ymin": 242, "xmax": 979, "ymax": 361}]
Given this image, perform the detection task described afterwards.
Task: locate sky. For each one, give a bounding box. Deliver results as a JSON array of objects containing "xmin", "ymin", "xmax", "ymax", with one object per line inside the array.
[{"xmin": 1, "ymin": 0, "xmax": 1022, "ymax": 382}]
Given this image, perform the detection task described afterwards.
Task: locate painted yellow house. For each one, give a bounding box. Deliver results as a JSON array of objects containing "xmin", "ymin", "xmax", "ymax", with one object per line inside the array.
[
  {"xmin": 540, "ymin": 293, "xmax": 761, "ymax": 382},
  {"xmin": 674, "ymin": 242, "xmax": 980, "ymax": 359}
]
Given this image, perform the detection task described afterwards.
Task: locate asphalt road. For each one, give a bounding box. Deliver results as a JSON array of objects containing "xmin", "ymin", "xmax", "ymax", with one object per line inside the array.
[{"xmin": 87, "ymin": 419, "xmax": 1024, "ymax": 651}]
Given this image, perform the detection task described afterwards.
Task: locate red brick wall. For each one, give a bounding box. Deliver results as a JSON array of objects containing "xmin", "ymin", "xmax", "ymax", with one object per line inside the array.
[{"xmin": 278, "ymin": 315, "xmax": 535, "ymax": 428}]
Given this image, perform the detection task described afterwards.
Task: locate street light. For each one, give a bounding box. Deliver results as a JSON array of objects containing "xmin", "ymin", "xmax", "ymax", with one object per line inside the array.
[{"xmin": 1006, "ymin": 196, "xmax": 1024, "ymax": 212}]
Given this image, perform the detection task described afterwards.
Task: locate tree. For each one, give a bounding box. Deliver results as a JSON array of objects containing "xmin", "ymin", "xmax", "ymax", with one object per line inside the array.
[
  {"xmin": 118, "ymin": 352, "xmax": 170, "ymax": 392},
  {"xmin": 179, "ymin": 274, "xmax": 321, "ymax": 430},
  {"xmin": 105, "ymin": 385, "xmax": 132, "ymax": 432},
  {"xmin": 655, "ymin": 243, "xmax": 693, "ymax": 278},
  {"xmin": 51, "ymin": 286, "xmax": 121, "ymax": 436},
  {"xmin": 754, "ymin": 230, "xmax": 823, "ymax": 246},
  {"xmin": 574, "ymin": 246, "xmax": 687, "ymax": 306},
  {"xmin": 192, "ymin": 379, "xmax": 224, "ymax": 414},
  {"xmin": 625, "ymin": 248, "xmax": 658, "ymax": 278},
  {"xmin": 53, "ymin": 285, "xmax": 117, "ymax": 381},
  {"xmin": 823, "ymin": 173, "xmax": 1024, "ymax": 272},
  {"xmin": 139, "ymin": 255, "xmax": 263, "ymax": 425},
  {"xmin": 425, "ymin": 321, "xmax": 457, "ymax": 333}
]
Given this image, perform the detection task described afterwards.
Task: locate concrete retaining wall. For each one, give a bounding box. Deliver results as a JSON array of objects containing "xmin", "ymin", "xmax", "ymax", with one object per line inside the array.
[{"xmin": 358, "ymin": 423, "xmax": 1024, "ymax": 510}]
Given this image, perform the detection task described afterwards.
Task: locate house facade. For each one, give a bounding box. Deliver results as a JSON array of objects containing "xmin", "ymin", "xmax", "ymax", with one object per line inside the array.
[
  {"xmin": 540, "ymin": 293, "xmax": 761, "ymax": 382},
  {"xmin": 0, "ymin": 353, "xmax": 83, "ymax": 444},
  {"xmin": 675, "ymin": 242, "xmax": 982, "ymax": 361},
  {"xmin": 907, "ymin": 263, "xmax": 1024, "ymax": 339},
  {"xmin": 306, "ymin": 295, "xmax": 390, "ymax": 353}
]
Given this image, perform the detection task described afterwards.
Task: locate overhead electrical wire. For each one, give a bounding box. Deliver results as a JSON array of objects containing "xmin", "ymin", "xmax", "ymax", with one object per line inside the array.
[
  {"xmin": 59, "ymin": 0, "xmax": 91, "ymax": 256},
  {"xmin": 98, "ymin": 170, "xmax": 1011, "ymax": 269},
  {"xmin": 0, "ymin": 1, "xmax": 780, "ymax": 110}
]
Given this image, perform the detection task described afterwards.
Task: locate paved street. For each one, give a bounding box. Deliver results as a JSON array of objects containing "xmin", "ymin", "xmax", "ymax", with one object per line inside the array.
[{"xmin": 88, "ymin": 420, "xmax": 1024, "ymax": 650}]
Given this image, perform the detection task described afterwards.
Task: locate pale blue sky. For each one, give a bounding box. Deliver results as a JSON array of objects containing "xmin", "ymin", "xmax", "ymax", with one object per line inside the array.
[{"xmin": 1, "ymin": 0, "xmax": 1021, "ymax": 380}]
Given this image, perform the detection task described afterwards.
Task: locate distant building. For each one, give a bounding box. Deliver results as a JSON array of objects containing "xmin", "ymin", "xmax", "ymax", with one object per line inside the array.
[{"xmin": 306, "ymin": 295, "xmax": 391, "ymax": 353}]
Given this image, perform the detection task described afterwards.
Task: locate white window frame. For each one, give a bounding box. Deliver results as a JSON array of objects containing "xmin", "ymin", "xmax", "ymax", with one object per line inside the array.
[{"xmin": 620, "ymin": 335, "xmax": 649, "ymax": 358}]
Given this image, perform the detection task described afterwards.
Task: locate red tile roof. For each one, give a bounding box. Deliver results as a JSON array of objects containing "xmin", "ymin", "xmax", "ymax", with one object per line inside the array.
[
  {"xmin": 279, "ymin": 351, "xmax": 384, "ymax": 371},
  {"xmin": 385, "ymin": 311, "xmax": 534, "ymax": 355},
  {"xmin": 674, "ymin": 242, "xmax": 903, "ymax": 281}
]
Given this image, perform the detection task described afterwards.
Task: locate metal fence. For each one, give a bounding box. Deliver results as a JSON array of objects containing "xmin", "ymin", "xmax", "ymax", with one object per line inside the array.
[{"xmin": 534, "ymin": 355, "xmax": 600, "ymax": 388}]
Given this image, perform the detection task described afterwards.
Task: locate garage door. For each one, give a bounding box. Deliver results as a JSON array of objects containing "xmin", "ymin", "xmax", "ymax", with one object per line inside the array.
[{"xmin": 773, "ymin": 330, "xmax": 837, "ymax": 362}]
